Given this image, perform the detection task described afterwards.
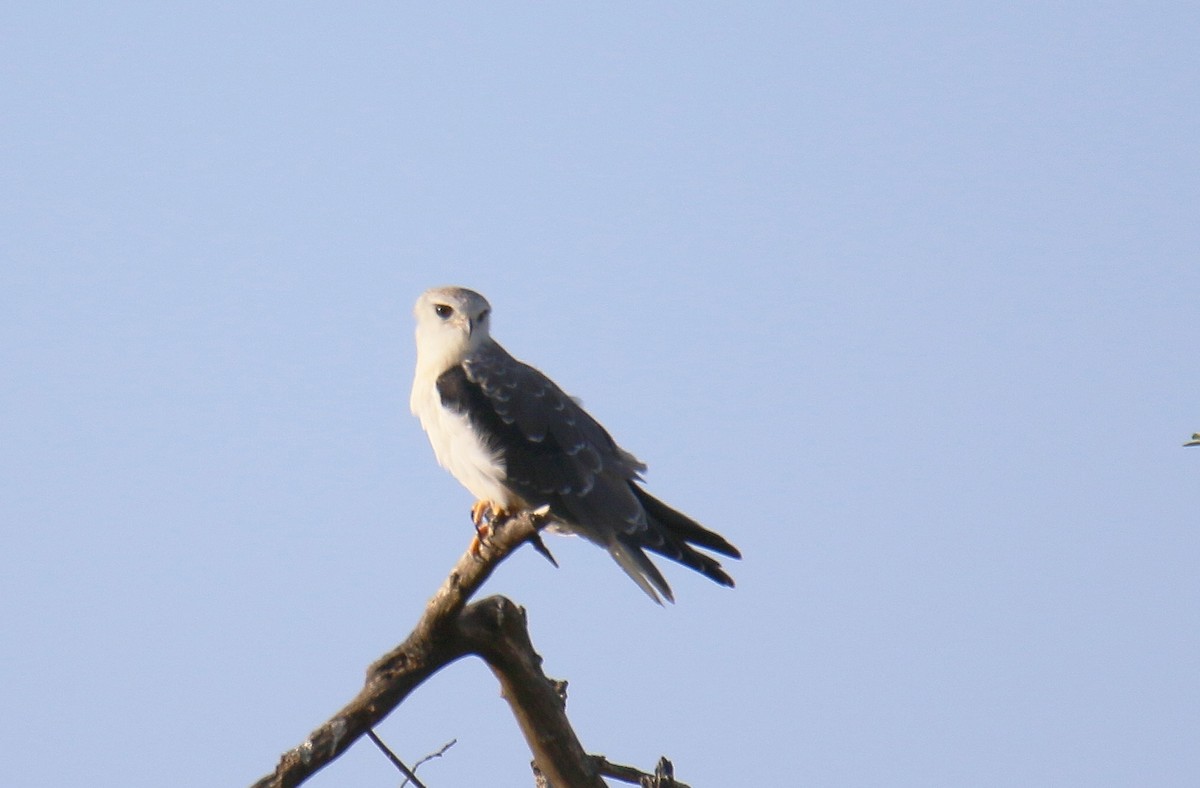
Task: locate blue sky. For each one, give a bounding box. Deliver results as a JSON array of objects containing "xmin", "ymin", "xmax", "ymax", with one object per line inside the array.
[{"xmin": 2, "ymin": 3, "xmax": 1197, "ymax": 786}]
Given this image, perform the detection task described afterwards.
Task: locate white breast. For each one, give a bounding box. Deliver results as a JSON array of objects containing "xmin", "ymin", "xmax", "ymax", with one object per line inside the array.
[{"xmin": 410, "ymin": 373, "xmax": 516, "ymax": 507}]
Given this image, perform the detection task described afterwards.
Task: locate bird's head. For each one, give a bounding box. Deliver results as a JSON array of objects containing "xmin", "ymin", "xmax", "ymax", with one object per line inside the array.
[{"xmin": 413, "ymin": 286, "xmax": 493, "ymax": 371}]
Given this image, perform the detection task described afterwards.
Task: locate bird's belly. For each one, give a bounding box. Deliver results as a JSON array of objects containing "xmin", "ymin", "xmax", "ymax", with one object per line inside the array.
[{"xmin": 416, "ymin": 388, "xmax": 516, "ymax": 506}]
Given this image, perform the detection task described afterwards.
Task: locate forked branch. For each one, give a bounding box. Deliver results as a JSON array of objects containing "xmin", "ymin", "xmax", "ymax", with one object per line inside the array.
[
  {"xmin": 252, "ymin": 511, "xmax": 606, "ymax": 787},
  {"xmin": 250, "ymin": 510, "xmax": 689, "ymax": 787}
]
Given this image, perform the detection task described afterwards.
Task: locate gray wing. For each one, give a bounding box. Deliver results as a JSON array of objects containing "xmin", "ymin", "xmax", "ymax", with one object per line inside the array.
[
  {"xmin": 439, "ymin": 339, "xmax": 739, "ymax": 603},
  {"xmin": 452, "ymin": 341, "xmax": 650, "ymax": 538}
]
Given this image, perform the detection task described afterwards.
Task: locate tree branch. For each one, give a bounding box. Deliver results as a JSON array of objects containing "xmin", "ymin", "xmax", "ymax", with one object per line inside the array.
[
  {"xmin": 251, "ymin": 510, "xmax": 549, "ymax": 788},
  {"xmin": 364, "ymin": 729, "xmax": 426, "ymax": 788},
  {"xmin": 592, "ymin": 755, "xmax": 690, "ymax": 787},
  {"xmin": 250, "ymin": 510, "xmax": 692, "ymax": 788},
  {"xmin": 458, "ymin": 597, "xmax": 604, "ymax": 787}
]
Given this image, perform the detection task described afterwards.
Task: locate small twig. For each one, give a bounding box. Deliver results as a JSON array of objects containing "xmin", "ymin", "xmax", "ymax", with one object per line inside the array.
[
  {"xmin": 591, "ymin": 755, "xmax": 689, "ymax": 788},
  {"xmin": 403, "ymin": 740, "xmax": 457, "ymax": 786},
  {"xmin": 251, "ymin": 510, "xmax": 553, "ymax": 788},
  {"xmin": 365, "ymin": 729, "xmax": 427, "ymax": 788}
]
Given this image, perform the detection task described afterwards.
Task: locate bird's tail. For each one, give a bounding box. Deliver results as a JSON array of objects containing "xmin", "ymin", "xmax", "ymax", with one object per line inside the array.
[
  {"xmin": 607, "ymin": 539, "xmax": 675, "ymax": 605},
  {"xmin": 608, "ymin": 487, "xmax": 741, "ymax": 604}
]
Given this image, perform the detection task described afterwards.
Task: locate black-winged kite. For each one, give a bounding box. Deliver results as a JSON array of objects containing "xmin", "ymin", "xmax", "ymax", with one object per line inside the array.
[{"xmin": 410, "ymin": 286, "xmax": 740, "ymax": 603}]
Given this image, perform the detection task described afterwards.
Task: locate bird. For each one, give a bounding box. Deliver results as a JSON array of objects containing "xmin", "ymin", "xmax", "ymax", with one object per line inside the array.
[{"xmin": 409, "ymin": 286, "xmax": 740, "ymax": 603}]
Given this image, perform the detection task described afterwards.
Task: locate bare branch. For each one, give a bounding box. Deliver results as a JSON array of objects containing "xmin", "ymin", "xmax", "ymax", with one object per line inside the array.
[
  {"xmin": 459, "ymin": 597, "xmax": 605, "ymax": 787},
  {"xmin": 591, "ymin": 755, "xmax": 690, "ymax": 787},
  {"xmin": 364, "ymin": 729, "xmax": 426, "ymax": 788},
  {"xmin": 404, "ymin": 739, "xmax": 457, "ymax": 786},
  {"xmin": 250, "ymin": 511, "xmax": 546, "ymax": 788},
  {"xmin": 250, "ymin": 509, "xmax": 694, "ymax": 788},
  {"xmin": 533, "ymin": 755, "xmax": 692, "ymax": 787}
]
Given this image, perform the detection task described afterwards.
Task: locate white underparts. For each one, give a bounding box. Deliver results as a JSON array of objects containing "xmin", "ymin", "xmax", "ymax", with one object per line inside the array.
[{"xmin": 411, "ymin": 374, "xmax": 517, "ymax": 508}]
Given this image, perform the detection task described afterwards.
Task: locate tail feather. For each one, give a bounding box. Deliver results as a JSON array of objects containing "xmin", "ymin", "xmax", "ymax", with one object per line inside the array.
[
  {"xmin": 635, "ymin": 488, "xmax": 741, "ymax": 559},
  {"xmin": 626, "ymin": 486, "xmax": 741, "ymax": 593},
  {"xmin": 608, "ymin": 539, "xmax": 674, "ymax": 605}
]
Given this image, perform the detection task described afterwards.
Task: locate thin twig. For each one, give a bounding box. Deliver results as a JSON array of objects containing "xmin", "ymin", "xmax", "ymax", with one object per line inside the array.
[
  {"xmin": 402, "ymin": 739, "xmax": 457, "ymax": 786},
  {"xmin": 365, "ymin": 729, "xmax": 427, "ymax": 788},
  {"xmin": 250, "ymin": 510, "xmax": 550, "ymax": 788}
]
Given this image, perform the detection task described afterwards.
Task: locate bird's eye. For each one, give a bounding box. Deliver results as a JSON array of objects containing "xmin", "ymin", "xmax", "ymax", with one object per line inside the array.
[{"xmin": 434, "ymin": 304, "xmax": 453, "ymax": 319}]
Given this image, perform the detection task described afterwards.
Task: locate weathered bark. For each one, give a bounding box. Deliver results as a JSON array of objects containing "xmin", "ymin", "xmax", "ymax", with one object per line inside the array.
[
  {"xmin": 460, "ymin": 597, "xmax": 605, "ymax": 787},
  {"xmin": 250, "ymin": 510, "xmax": 689, "ymax": 787},
  {"xmin": 250, "ymin": 512, "xmax": 603, "ymax": 787}
]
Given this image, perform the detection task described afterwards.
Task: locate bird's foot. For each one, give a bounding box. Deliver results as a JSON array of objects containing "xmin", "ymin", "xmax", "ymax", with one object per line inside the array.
[{"xmin": 469, "ymin": 500, "xmax": 508, "ymax": 558}]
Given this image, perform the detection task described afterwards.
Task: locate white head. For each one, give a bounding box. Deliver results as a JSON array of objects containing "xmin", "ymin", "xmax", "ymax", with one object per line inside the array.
[{"xmin": 413, "ymin": 286, "xmax": 493, "ymax": 373}]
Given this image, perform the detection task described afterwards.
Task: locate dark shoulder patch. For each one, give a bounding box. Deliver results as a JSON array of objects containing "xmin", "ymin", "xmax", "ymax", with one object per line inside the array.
[
  {"xmin": 434, "ymin": 360, "xmax": 579, "ymax": 506},
  {"xmin": 435, "ymin": 364, "xmax": 475, "ymax": 413},
  {"xmin": 436, "ymin": 363, "xmax": 515, "ymax": 438}
]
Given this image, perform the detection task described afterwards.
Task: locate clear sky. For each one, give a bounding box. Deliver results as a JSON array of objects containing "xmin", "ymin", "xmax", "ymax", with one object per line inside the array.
[{"xmin": 2, "ymin": 3, "xmax": 1197, "ymax": 787}]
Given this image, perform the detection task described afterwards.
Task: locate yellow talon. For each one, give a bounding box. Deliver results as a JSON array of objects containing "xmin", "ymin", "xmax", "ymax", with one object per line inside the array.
[
  {"xmin": 468, "ymin": 500, "xmax": 507, "ymax": 557},
  {"xmin": 470, "ymin": 500, "xmax": 495, "ymax": 528}
]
